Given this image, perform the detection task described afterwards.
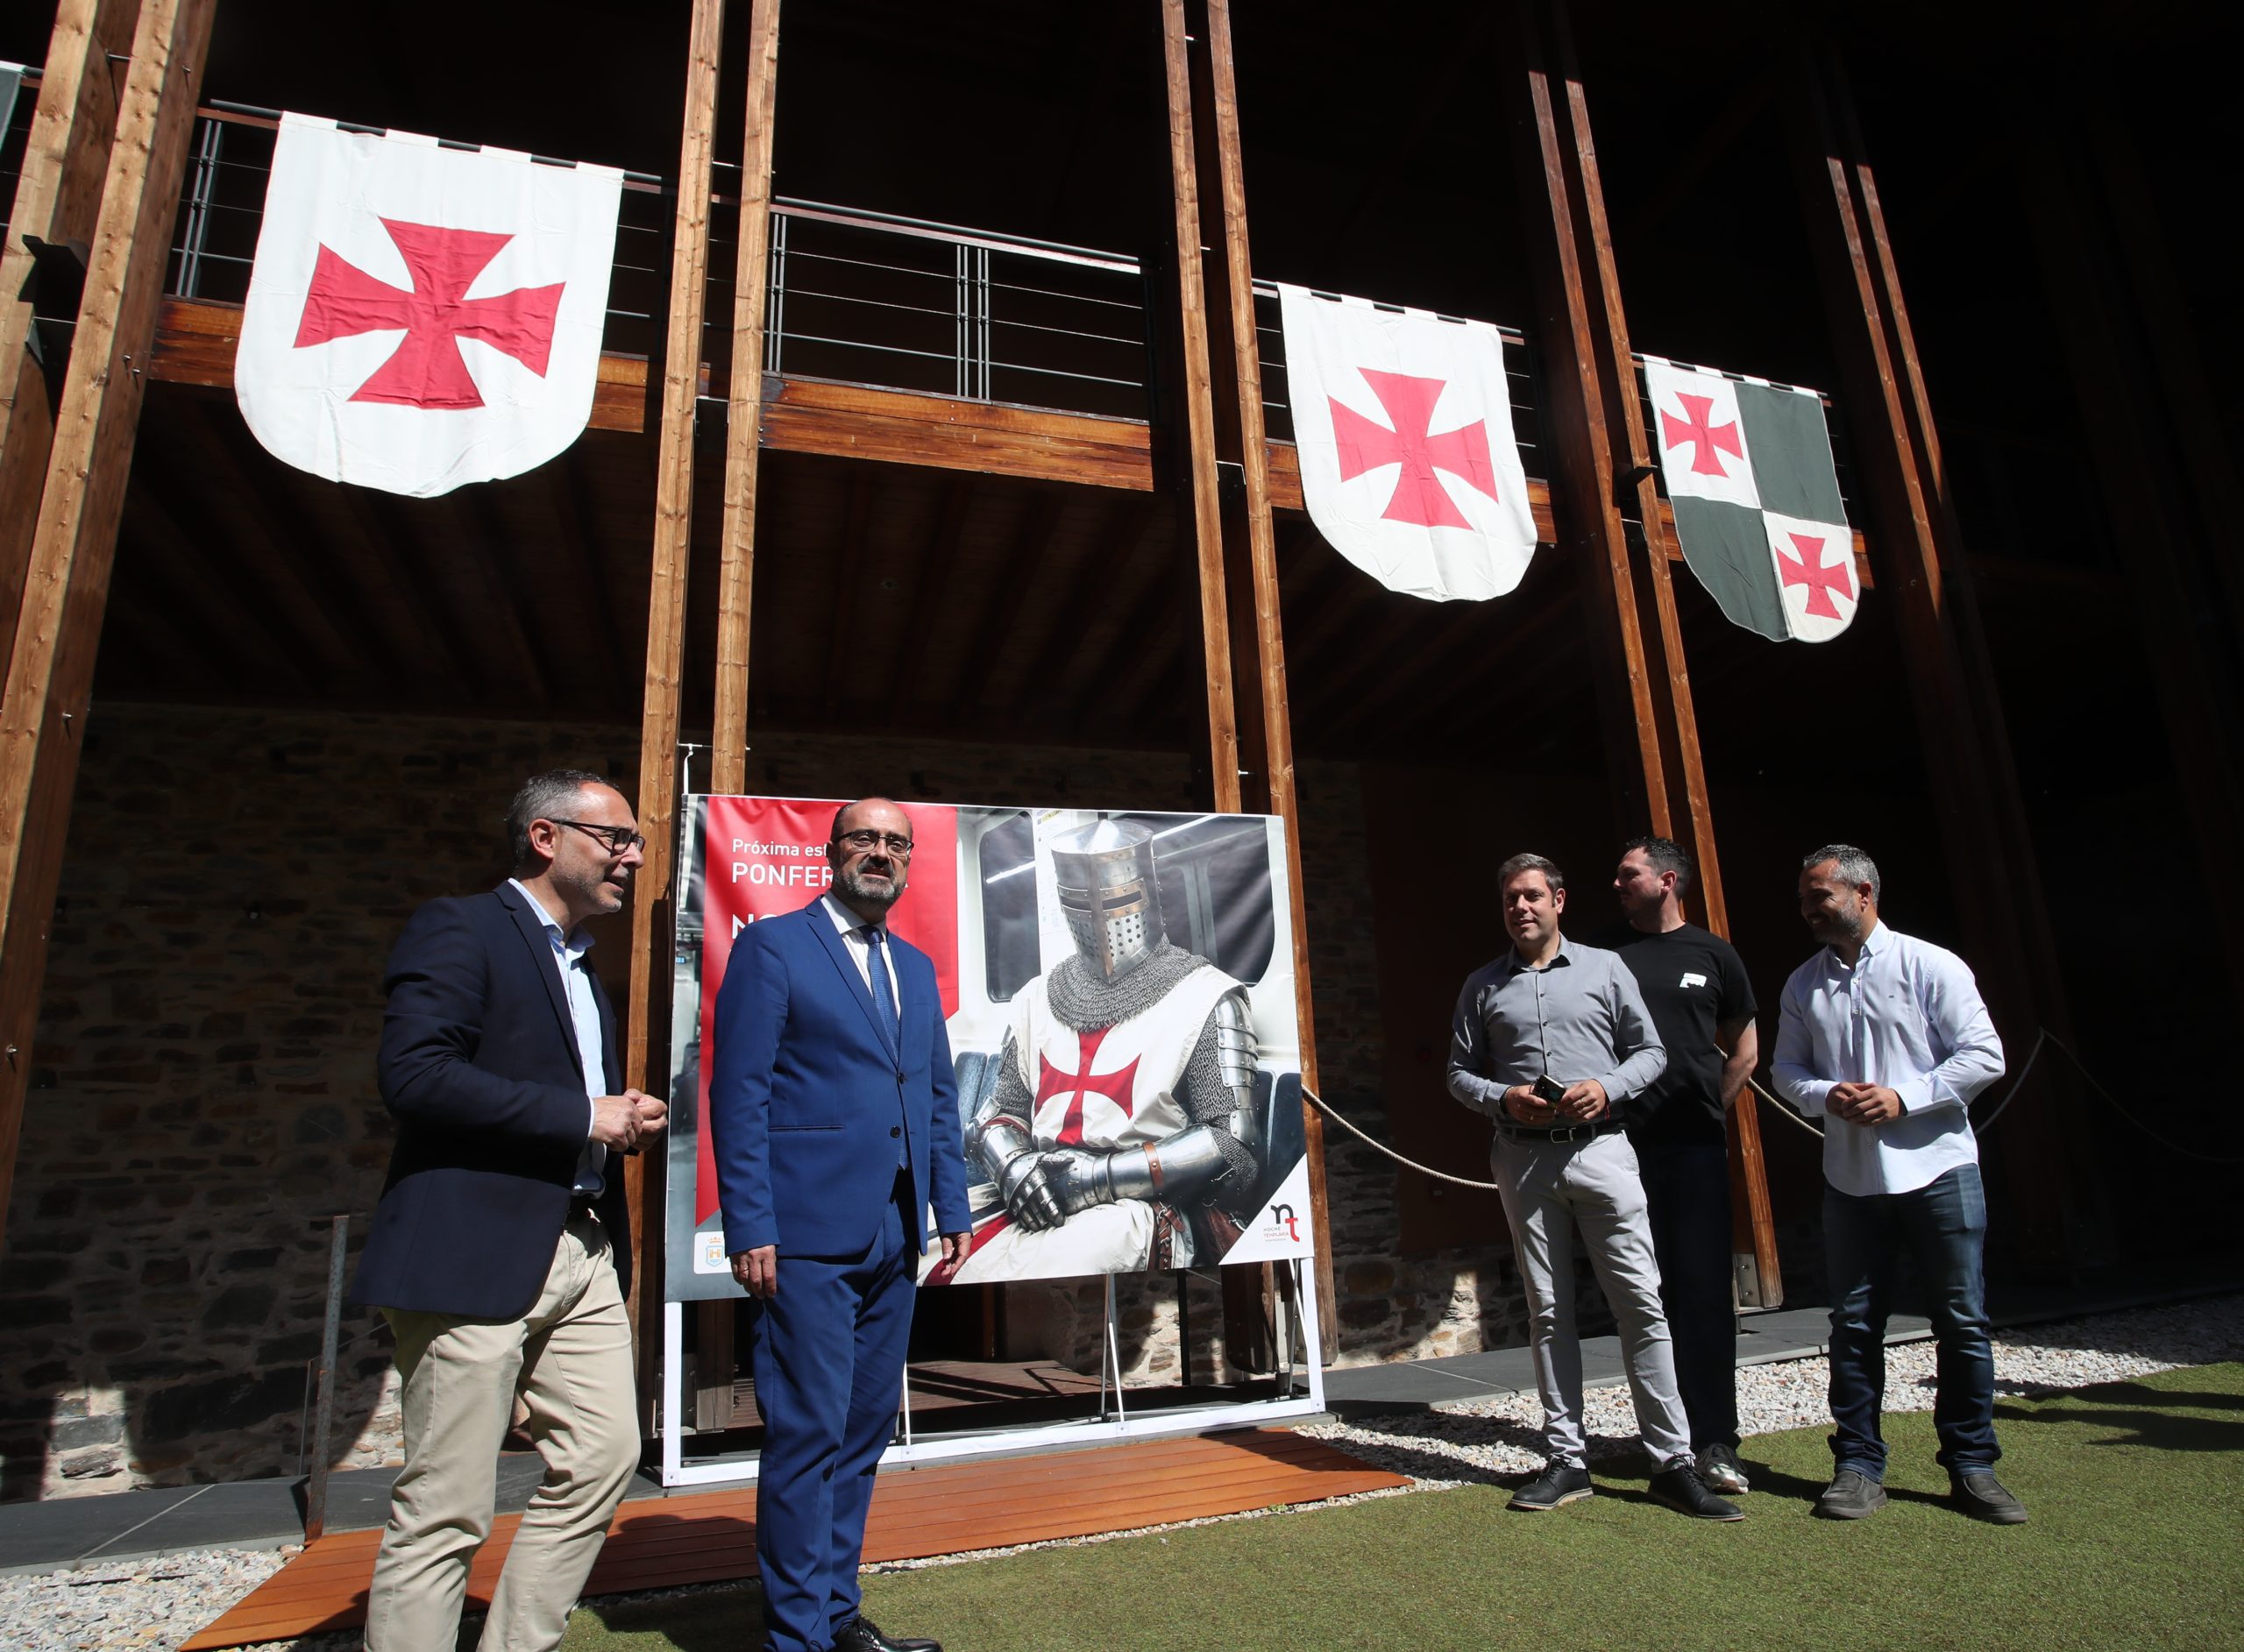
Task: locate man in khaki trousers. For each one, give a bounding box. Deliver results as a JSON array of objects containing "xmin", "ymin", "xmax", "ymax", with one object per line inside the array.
[{"xmin": 351, "ymin": 770, "xmax": 667, "ymax": 1650}]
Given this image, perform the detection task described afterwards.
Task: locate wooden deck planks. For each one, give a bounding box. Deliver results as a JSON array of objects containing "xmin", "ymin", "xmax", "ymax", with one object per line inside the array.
[{"xmin": 180, "ymin": 1429, "xmax": 1404, "ymax": 1649}]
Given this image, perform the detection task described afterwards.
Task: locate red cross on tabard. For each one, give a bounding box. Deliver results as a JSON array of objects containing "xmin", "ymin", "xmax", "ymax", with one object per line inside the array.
[
  {"xmin": 1659, "ymin": 392, "xmax": 1744, "ymax": 478},
  {"xmin": 1330, "ymin": 369, "xmax": 1500, "ymax": 529},
  {"xmin": 1035, "ymin": 1025, "xmax": 1142, "ymax": 1147},
  {"xmin": 293, "ymin": 218, "xmax": 565, "ymax": 409},
  {"xmin": 1776, "ymin": 532, "xmax": 1854, "ymax": 619}
]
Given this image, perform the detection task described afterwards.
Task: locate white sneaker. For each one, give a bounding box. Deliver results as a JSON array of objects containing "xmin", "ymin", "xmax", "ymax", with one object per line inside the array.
[{"xmin": 1697, "ymin": 1443, "xmax": 1750, "ymax": 1495}]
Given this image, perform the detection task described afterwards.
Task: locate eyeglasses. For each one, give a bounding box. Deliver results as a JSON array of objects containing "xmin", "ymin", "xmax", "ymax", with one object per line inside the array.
[
  {"xmin": 836, "ymin": 829, "xmax": 914, "ymax": 856},
  {"xmin": 552, "ymin": 819, "xmax": 647, "ymax": 855}
]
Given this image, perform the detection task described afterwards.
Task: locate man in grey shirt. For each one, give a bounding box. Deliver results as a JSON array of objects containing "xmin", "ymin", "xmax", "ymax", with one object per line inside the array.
[{"xmin": 1448, "ymin": 854, "xmax": 1741, "ymax": 1520}]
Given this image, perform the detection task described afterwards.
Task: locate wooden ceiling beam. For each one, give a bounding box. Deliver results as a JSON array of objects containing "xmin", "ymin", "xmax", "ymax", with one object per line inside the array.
[
  {"xmin": 190, "ymin": 401, "xmax": 405, "ymax": 684},
  {"xmin": 817, "ymin": 469, "xmax": 877, "ymax": 716},
  {"xmin": 434, "ymin": 490, "xmax": 554, "ymax": 711},
  {"xmin": 344, "ymin": 492, "xmax": 489, "ymax": 702},
  {"xmin": 543, "ymin": 457, "xmax": 636, "ymax": 709},
  {"xmin": 881, "ymin": 473, "xmax": 976, "ymax": 705},
  {"xmin": 953, "ymin": 487, "xmax": 1066, "ymax": 712},
  {"xmin": 1011, "ymin": 492, "xmax": 1159, "ymax": 711},
  {"xmin": 123, "ymin": 476, "xmax": 324, "ymax": 695}
]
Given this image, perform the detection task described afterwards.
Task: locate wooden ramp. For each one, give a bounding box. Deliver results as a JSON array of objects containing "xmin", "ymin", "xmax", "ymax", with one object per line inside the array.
[{"xmin": 182, "ymin": 1429, "xmax": 1405, "ymax": 1649}]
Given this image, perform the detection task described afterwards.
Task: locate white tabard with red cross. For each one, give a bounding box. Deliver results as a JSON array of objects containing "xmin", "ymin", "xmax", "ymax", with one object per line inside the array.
[{"xmin": 936, "ymin": 961, "xmax": 1239, "ymax": 1285}]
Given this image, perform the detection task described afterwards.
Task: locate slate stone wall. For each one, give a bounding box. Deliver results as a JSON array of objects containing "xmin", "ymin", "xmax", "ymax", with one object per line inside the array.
[{"xmin": 3, "ymin": 700, "xmax": 1557, "ymax": 1500}]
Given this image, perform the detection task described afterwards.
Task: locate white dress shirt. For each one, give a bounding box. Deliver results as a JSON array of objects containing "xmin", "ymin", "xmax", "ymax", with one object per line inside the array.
[
  {"xmin": 509, "ymin": 879, "xmax": 608, "ymax": 1196},
  {"xmin": 1772, "ymin": 921, "xmax": 2005, "ymax": 1196},
  {"xmin": 820, "ymin": 891, "xmax": 901, "ymax": 1006}
]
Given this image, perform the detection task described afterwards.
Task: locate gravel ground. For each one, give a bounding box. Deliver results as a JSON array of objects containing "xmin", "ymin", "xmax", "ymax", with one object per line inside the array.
[{"xmin": 6, "ymin": 1293, "xmax": 2239, "ymax": 1652}]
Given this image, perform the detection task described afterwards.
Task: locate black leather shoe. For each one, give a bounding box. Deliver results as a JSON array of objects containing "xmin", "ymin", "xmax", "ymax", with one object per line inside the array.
[
  {"xmin": 1648, "ymin": 1460, "xmax": 1744, "ymax": 1521},
  {"xmin": 1951, "ymin": 1469, "xmax": 2028, "ymax": 1525},
  {"xmin": 1508, "ymin": 1462, "xmax": 1593, "ymax": 1511},
  {"xmin": 832, "ymin": 1616, "xmax": 942, "ymax": 1652}
]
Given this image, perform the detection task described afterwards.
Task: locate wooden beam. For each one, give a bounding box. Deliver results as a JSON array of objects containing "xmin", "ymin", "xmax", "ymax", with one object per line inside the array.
[
  {"xmin": 710, "ymin": 0, "xmax": 783, "ymax": 798},
  {"xmin": 0, "ymin": 0, "xmax": 217, "ymax": 1251},
  {"xmin": 543, "ymin": 457, "xmax": 636, "ymax": 711},
  {"xmin": 627, "ymin": 0, "xmax": 726, "ymax": 1367},
  {"xmin": 1504, "ymin": 0, "xmax": 1669, "ymax": 840},
  {"xmin": 1010, "ymin": 492, "xmax": 1158, "ymax": 712},
  {"xmin": 345, "ymin": 489, "xmax": 490, "ymax": 700},
  {"xmin": 1789, "ymin": 38, "xmax": 2087, "ymax": 1268},
  {"xmin": 1156, "ymin": 0, "xmax": 1241, "ymax": 818},
  {"xmin": 1182, "ymin": 0, "xmax": 1338, "ymax": 1365},
  {"xmin": 1, "ymin": 0, "xmax": 138, "ymax": 679},
  {"xmin": 1531, "ymin": 18, "xmax": 1781, "ymax": 1301},
  {"xmin": 817, "ymin": 470, "xmax": 877, "ymax": 716},
  {"xmin": 146, "ymin": 296, "xmax": 659, "ymax": 435},
  {"xmin": 951, "ymin": 487, "xmax": 1064, "ymax": 711},
  {"xmin": 883, "ymin": 477, "xmax": 977, "ymax": 707},
  {"xmin": 119, "ymin": 475, "xmax": 320, "ymax": 695}
]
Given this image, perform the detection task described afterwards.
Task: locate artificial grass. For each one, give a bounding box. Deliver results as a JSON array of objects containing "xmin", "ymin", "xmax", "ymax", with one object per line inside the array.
[{"xmin": 563, "ymin": 1362, "xmax": 2244, "ymax": 1652}]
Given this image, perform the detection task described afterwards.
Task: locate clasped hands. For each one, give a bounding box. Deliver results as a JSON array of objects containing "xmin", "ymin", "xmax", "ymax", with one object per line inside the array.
[
  {"xmin": 1502, "ymin": 1079, "xmax": 1608, "ymax": 1126},
  {"xmin": 591, "ymin": 1089, "xmax": 670, "ymax": 1152},
  {"xmin": 1826, "ymin": 1082, "xmax": 1905, "ymax": 1124},
  {"xmin": 997, "ymin": 1146, "xmax": 1109, "ymax": 1231}
]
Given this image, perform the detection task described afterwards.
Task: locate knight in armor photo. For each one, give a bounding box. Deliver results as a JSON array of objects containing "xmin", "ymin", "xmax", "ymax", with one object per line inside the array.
[{"xmin": 940, "ymin": 819, "xmax": 1267, "ymax": 1282}]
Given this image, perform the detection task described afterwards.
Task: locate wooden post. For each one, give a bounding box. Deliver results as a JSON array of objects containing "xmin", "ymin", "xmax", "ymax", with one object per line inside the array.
[
  {"xmin": 1155, "ymin": 0, "xmax": 1242, "ymax": 820},
  {"xmin": 1788, "ymin": 39, "xmax": 2088, "ymax": 1267},
  {"xmin": 1502, "ymin": 4, "xmax": 1671, "ymax": 840},
  {"xmin": 625, "ymin": 0, "xmax": 724, "ymax": 1383},
  {"xmin": 0, "ymin": 0, "xmax": 138, "ymax": 679},
  {"xmin": 1181, "ymin": 0, "xmax": 1339, "ymax": 1363},
  {"xmin": 1156, "ymin": 0, "xmax": 1267, "ymax": 1376},
  {"xmin": 0, "ymin": 0, "xmax": 217, "ymax": 1250},
  {"xmin": 697, "ymin": 0, "xmax": 784, "ymax": 1434},
  {"xmin": 1517, "ymin": 3, "xmax": 1781, "ymax": 1302},
  {"xmin": 711, "ymin": 0, "xmax": 783, "ymax": 798}
]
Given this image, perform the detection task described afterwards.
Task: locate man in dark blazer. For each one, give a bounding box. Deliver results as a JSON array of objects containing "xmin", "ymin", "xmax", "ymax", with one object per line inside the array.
[
  {"xmin": 354, "ymin": 769, "xmax": 667, "ymax": 1652},
  {"xmin": 711, "ymin": 798, "xmax": 972, "ymax": 1652}
]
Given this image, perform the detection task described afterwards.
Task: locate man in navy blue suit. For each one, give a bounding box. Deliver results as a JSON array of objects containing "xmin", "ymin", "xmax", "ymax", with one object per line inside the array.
[
  {"xmin": 354, "ymin": 769, "xmax": 668, "ymax": 1652},
  {"xmin": 711, "ymin": 797, "xmax": 972, "ymax": 1652}
]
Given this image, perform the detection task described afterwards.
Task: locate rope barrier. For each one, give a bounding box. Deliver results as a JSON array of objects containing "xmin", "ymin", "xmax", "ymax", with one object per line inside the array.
[
  {"xmin": 1304, "ymin": 1022, "xmax": 2244, "ymax": 1193},
  {"xmin": 1300, "ymin": 1085, "xmax": 1501, "ymax": 1192}
]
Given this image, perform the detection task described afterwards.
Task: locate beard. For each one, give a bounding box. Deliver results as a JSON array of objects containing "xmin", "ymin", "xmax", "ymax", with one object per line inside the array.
[
  {"xmin": 836, "ymin": 859, "xmax": 904, "ymax": 914},
  {"xmin": 1808, "ymin": 903, "xmax": 1864, "ymax": 944}
]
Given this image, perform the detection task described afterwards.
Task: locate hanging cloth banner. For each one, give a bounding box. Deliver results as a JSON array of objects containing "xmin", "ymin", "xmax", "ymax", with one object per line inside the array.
[
  {"xmin": 1643, "ymin": 355, "xmax": 1859, "ymax": 642},
  {"xmin": 235, "ymin": 112, "xmax": 622, "ymax": 497},
  {"xmin": 1278, "ymin": 284, "xmax": 1537, "ymax": 603}
]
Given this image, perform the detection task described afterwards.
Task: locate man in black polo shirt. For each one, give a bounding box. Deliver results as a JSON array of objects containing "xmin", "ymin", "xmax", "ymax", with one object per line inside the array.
[{"xmin": 1605, "ymin": 837, "xmax": 1760, "ymax": 1496}]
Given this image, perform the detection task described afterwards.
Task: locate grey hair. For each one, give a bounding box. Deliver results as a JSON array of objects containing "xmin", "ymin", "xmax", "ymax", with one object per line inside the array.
[
  {"xmin": 1495, "ymin": 852, "xmax": 1565, "ymax": 893},
  {"xmin": 1622, "ymin": 834, "xmax": 1694, "ymax": 896},
  {"xmin": 506, "ymin": 769, "xmax": 612, "ymax": 875},
  {"xmin": 1802, "ymin": 843, "xmax": 1881, "ymax": 904}
]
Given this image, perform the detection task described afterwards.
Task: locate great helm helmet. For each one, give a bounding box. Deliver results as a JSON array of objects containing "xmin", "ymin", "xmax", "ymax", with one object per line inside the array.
[{"xmin": 1049, "ymin": 817, "xmax": 1164, "ymax": 982}]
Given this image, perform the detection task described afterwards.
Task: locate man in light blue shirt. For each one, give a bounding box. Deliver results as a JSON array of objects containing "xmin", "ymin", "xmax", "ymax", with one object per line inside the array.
[{"xmin": 1774, "ymin": 844, "xmax": 2022, "ymax": 1525}]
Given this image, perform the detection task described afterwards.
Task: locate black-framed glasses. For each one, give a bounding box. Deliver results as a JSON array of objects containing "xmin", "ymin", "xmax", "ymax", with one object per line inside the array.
[
  {"xmin": 836, "ymin": 828, "xmax": 914, "ymax": 855},
  {"xmin": 553, "ymin": 819, "xmax": 647, "ymax": 855}
]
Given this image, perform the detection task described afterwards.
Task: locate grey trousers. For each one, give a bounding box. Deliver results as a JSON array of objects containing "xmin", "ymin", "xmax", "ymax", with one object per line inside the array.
[{"xmin": 1490, "ymin": 1128, "xmax": 1693, "ymax": 1471}]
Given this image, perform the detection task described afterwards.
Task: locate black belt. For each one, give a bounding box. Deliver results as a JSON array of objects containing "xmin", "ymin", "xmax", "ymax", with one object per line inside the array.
[
  {"xmin": 568, "ymin": 1194, "xmax": 602, "ymax": 1220},
  {"xmin": 1498, "ymin": 1120, "xmax": 1622, "ymax": 1144}
]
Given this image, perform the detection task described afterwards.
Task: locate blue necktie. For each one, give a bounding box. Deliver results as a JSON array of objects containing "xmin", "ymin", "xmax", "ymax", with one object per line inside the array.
[
  {"xmin": 865, "ymin": 926, "xmax": 906, "ymax": 1171},
  {"xmin": 863, "ymin": 926, "xmax": 899, "ymax": 1047}
]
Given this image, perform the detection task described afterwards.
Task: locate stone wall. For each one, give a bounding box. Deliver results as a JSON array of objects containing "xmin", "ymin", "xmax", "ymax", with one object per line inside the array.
[{"xmin": 2, "ymin": 699, "xmax": 1568, "ymax": 1500}]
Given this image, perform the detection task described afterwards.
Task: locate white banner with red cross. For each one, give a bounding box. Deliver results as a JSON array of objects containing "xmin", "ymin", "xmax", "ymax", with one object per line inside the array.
[
  {"xmin": 234, "ymin": 112, "xmax": 622, "ymax": 497},
  {"xmin": 1278, "ymin": 284, "xmax": 1538, "ymax": 603}
]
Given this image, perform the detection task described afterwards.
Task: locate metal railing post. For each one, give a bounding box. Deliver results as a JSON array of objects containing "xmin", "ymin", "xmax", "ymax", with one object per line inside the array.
[{"xmin": 302, "ymin": 1214, "xmax": 350, "ymax": 1542}]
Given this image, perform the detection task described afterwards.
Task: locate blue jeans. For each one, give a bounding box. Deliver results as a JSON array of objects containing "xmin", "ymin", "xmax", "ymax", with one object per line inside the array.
[{"xmin": 1823, "ymin": 1162, "xmax": 1998, "ymax": 1479}]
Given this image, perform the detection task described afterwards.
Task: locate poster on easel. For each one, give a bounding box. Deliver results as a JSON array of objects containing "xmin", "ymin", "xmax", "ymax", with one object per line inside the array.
[{"xmin": 664, "ymin": 796, "xmax": 1315, "ymax": 1303}]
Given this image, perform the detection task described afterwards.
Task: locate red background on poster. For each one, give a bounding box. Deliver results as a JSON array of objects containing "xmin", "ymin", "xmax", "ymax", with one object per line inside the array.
[{"xmin": 693, "ymin": 798, "xmax": 959, "ymax": 1226}]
